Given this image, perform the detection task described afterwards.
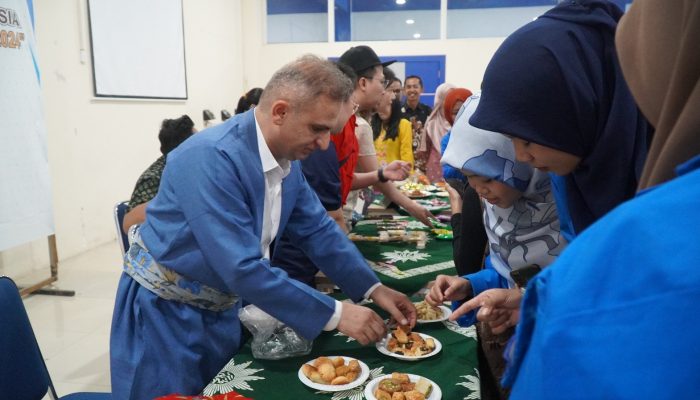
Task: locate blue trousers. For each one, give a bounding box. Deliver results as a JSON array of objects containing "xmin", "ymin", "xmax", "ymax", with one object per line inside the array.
[{"xmin": 110, "ymin": 272, "xmax": 243, "ymax": 399}]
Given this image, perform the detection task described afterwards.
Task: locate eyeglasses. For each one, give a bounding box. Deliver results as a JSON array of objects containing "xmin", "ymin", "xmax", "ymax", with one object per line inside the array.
[{"xmin": 363, "ymin": 76, "xmax": 391, "ymax": 89}]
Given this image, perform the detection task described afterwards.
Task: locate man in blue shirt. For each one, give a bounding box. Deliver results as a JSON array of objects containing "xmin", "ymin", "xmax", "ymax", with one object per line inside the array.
[{"xmin": 110, "ymin": 55, "xmax": 416, "ymax": 399}]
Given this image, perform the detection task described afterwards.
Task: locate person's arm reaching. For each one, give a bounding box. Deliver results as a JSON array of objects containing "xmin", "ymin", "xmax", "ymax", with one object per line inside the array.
[
  {"xmin": 451, "ymin": 288, "xmax": 523, "ymax": 334},
  {"xmin": 122, "ymin": 203, "xmax": 147, "ymax": 233},
  {"xmin": 350, "ymin": 160, "xmax": 411, "ymax": 189},
  {"xmin": 355, "ymin": 154, "xmax": 433, "ymax": 227}
]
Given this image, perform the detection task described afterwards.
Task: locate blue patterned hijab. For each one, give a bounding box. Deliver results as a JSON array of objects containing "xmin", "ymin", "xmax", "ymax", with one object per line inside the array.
[
  {"xmin": 443, "ymin": 94, "xmax": 565, "ymax": 284},
  {"xmin": 469, "ymin": 0, "xmax": 650, "ymax": 234}
]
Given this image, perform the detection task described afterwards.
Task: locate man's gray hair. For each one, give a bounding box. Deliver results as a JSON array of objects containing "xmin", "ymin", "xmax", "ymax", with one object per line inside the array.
[{"xmin": 260, "ymin": 55, "xmax": 353, "ymax": 110}]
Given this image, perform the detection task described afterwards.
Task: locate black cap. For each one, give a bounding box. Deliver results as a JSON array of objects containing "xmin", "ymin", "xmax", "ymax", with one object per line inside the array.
[{"xmin": 338, "ymin": 45, "xmax": 395, "ymax": 74}]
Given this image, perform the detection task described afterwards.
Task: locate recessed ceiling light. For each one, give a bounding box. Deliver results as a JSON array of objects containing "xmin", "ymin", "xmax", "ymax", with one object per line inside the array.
[
  {"xmin": 396, "ymin": 0, "xmax": 406, "ymax": 5},
  {"xmin": 413, "ymin": 32, "xmax": 421, "ymax": 39},
  {"xmin": 406, "ymin": 19, "xmax": 415, "ymax": 24}
]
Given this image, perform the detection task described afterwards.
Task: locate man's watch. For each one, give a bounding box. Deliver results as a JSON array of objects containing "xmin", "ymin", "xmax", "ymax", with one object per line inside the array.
[{"xmin": 377, "ymin": 167, "xmax": 389, "ymax": 183}]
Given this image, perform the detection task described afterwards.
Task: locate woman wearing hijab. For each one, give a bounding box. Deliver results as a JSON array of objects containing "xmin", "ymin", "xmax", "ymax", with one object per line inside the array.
[
  {"xmin": 469, "ymin": 0, "xmax": 650, "ymax": 242},
  {"xmin": 441, "ymin": 88, "xmax": 473, "ymax": 184},
  {"xmin": 458, "ymin": 0, "xmax": 700, "ymax": 397},
  {"xmin": 419, "ymin": 83, "xmax": 455, "ymax": 182},
  {"xmin": 429, "ymin": 93, "xmax": 566, "ymax": 399}
]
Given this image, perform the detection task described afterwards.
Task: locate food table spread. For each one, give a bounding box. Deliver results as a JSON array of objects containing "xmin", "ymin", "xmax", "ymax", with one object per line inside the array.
[
  {"xmin": 202, "ymin": 299, "xmax": 480, "ymax": 399},
  {"xmin": 201, "ymin": 181, "xmax": 478, "ymax": 399},
  {"xmin": 349, "ymin": 217, "xmax": 457, "ymax": 295}
]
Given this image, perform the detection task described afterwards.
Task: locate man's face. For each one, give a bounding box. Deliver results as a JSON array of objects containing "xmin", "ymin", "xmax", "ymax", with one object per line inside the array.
[
  {"xmin": 357, "ymin": 65, "xmax": 386, "ymax": 112},
  {"xmin": 276, "ymin": 97, "xmax": 341, "ymax": 160},
  {"xmin": 404, "ymin": 77, "xmax": 423, "ymax": 104},
  {"xmin": 511, "ymin": 137, "xmax": 582, "ymax": 176},
  {"xmin": 388, "ymin": 80, "xmax": 402, "ymax": 101}
]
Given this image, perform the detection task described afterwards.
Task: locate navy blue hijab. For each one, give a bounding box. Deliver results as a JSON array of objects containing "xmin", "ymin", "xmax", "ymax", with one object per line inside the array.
[{"xmin": 470, "ymin": 0, "xmax": 650, "ymax": 234}]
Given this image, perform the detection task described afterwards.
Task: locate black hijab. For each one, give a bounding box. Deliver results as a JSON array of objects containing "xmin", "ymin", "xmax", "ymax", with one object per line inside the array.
[{"xmin": 470, "ymin": 0, "xmax": 650, "ymax": 234}]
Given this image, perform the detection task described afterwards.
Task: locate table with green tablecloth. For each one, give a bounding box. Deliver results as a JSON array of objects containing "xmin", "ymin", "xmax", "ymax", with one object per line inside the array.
[
  {"xmin": 350, "ymin": 217, "xmax": 457, "ymax": 295},
  {"xmin": 203, "ymin": 301, "xmax": 480, "ymax": 400}
]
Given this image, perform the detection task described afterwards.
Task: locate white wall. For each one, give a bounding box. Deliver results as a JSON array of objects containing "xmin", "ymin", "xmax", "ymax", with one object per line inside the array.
[
  {"xmin": 1, "ymin": 0, "xmax": 511, "ymax": 282},
  {"xmin": 0, "ymin": 0, "xmax": 244, "ymax": 280},
  {"xmin": 240, "ymin": 0, "xmax": 505, "ymax": 98}
]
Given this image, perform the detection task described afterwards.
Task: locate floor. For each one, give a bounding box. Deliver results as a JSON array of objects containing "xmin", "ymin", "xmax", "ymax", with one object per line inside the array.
[{"xmin": 23, "ymin": 240, "xmax": 122, "ymax": 396}]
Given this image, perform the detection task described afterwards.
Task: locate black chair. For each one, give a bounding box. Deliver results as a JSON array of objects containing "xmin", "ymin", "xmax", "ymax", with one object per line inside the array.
[
  {"xmin": 0, "ymin": 276, "xmax": 111, "ymax": 399},
  {"xmin": 114, "ymin": 201, "xmax": 129, "ymax": 255}
]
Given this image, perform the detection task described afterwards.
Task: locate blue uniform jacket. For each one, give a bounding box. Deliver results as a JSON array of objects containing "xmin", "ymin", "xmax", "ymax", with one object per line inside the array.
[{"xmin": 139, "ymin": 109, "xmax": 379, "ymax": 338}]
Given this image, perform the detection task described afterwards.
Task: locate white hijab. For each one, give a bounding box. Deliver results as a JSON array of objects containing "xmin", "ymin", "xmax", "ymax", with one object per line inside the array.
[{"xmin": 442, "ymin": 93, "xmax": 566, "ymax": 285}]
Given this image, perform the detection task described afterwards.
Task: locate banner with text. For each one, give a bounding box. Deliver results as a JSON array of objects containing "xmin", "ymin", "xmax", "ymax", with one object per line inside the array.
[{"xmin": 0, "ymin": 0, "xmax": 54, "ymax": 251}]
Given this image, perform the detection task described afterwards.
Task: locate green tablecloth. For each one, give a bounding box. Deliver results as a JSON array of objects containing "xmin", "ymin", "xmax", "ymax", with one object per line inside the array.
[
  {"xmin": 203, "ymin": 313, "xmax": 480, "ymax": 399},
  {"xmin": 351, "ymin": 218, "xmax": 457, "ymax": 295}
]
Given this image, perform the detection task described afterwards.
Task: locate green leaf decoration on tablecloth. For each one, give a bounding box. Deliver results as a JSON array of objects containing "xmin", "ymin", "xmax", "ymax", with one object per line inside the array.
[
  {"xmin": 333, "ymin": 331, "xmax": 357, "ymax": 343},
  {"xmin": 202, "ymin": 360, "xmax": 264, "ymax": 396},
  {"xmin": 457, "ymin": 368, "xmax": 481, "ymax": 399},
  {"xmin": 316, "ymin": 366, "xmax": 385, "ymax": 400},
  {"xmin": 381, "ymin": 249, "xmax": 430, "ymax": 264},
  {"xmin": 405, "ymin": 220, "xmax": 429, "ymax": 230},
  {"xmin": 443, "ymin": 320, "xmax": 478, "ymax": 339}
]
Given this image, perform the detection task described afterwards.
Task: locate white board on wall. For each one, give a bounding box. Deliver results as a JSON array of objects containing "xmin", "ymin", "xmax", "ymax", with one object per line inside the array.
[
  {"xmin": 0, "ymin": 0, "xmax": 54, "ymax": 251},
  {"xmin": 88, "ymin": 0, "xmax": 187, "ymax": 99}
]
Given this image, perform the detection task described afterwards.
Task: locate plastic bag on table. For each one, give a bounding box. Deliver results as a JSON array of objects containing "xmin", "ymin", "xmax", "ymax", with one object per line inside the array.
[{"xmin": 238, "ymin": 304, "xmax": 312, "ymax": 360}]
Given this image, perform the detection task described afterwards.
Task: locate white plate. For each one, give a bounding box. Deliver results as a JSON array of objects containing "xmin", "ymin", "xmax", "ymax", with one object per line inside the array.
[
  {"xmin": 364, "ymin": 373, "xmax": 442, "ymax": 400},
  {"xmin": 406, "ymin": 190, "xmax": 432, "ymax": 198},
  {"xmin": 417, "ymin": 305, "xmax": 451, "ymax": 324},
  {"xmin": 298, "ymin": 356, "xmax": 370, "ymax": 392},
  {"xmin": 434, "ymin": 191, "xmax": 449, "ymax": 197},
  {"xmin": 376, "ymin": 332, "xmax": 442, "ymax": 361}
]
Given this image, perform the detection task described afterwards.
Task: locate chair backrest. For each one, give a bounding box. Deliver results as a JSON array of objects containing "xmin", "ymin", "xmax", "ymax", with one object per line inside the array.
[
  {"xmin": 0, "ymin": 276, "xmax": 58, "ymax": 400},
  {"xmin": 114, "ymin": 201, "xmax": 130, "ymax": 255}
]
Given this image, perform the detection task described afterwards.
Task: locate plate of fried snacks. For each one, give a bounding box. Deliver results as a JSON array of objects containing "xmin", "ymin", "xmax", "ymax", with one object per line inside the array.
[
  {"xmin": 376, "ymin": 326, "xmax": 441, "ymax": 361},
  {"xmin": 415, "ymin": 301, "xmax": 451, "ymax": 323},
  {"xmin": 298, "ymin": 356, "xmax": 370, "ymax": 392},
  {"xmin": 407, "ymin": 190, "xmax": 432, "ymax": 199},
  {"xmin": 364, "ymin": 372, "xmax": 441, "ymax": 400}
]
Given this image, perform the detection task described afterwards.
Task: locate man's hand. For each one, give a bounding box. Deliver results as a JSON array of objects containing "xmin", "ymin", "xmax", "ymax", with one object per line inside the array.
[
  {"xmin": 370, "ymin": 285, "xmax": 417, "ymax": 328},
  {"xmin": 336, "ymin": 303, "xmax": 387, "ymax": 345},
  {"xmin": 404, "ymin": 201, "xmax": 433, "ymax": 227},
  {"xmin": 451, "ymin": 288, "xmax": 522, "ymax": 334},
  {"xmin": 425, "ymin": 274, "xmax": 472, "ymax": 306},
  {"xmin": 382, "ymin": 160, "xmax": 411, "ymax": 181}
]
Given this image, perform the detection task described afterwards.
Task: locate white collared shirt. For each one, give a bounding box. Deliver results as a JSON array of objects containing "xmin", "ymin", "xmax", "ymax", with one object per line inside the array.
[
  {"xmin": 254, "ymin": 111, "xmax": 290, "ymax": 260},
  {"xmin": 253, "ymin": 110, "xmax": 343, "ymax": 330}
]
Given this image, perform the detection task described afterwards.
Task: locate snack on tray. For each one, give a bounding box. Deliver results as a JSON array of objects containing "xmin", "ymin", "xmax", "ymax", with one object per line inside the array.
[
  {"xmin": 373, "ymin": 372, "xmax": 433, "ymax": 400},
  {"xmin": 301, "ymin": 356, "xmax": 362, "ymax": 385},
  {"xmin": 400, "ymin": 182, "xmax": 425, "ymax": 192},
  {"xmin": 415, "ymin": 301, "xmax": 442, "ymax": 321},
  {"xmin": 386, "ymin": 326, "xmax": 436, "ymax": 357}
]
